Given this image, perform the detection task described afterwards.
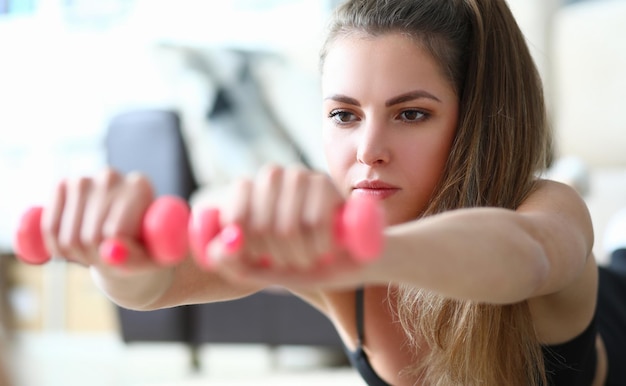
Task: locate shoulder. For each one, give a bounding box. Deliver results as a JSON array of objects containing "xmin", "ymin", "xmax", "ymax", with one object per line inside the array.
[
  {"xmin": 518, "ymin": 179, "xmax": 594, "ymax": 249},
  {"xmin": 523, "ymin": 179, "xmax": 598, "ymax": 344},
  {"xmin": 521, "ymin": 178, "xmax": 589, "ymax": 211},
  {"xmin": 520, "ymin": 178, "xmax": 595, "ymax": 288}
]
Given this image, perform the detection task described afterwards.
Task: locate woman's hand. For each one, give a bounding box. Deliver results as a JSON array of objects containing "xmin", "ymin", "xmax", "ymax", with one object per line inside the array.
[
  {"xmin": 204, "ymin": 165, "xmax": 374, "ymax": 289},
  {"xmin": 35, "ymin": 168, "xmax": 186, "ymax": 309},
  {"xmin": 40, "ymin": 168, "xmax": 160, "ymax": 273}
]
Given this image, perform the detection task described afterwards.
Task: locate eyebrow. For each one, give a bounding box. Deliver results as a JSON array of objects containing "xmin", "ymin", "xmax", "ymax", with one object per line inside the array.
[
  {"xmin": 324, "ymin": 94, "xmax": 361, "ymax": 106},
  {"xmin": 324, "ymin": 90, "xmax": 442, "ymax": 107},
  {"xmin": 386, "ymin": 90, "xmax": 441, "ymax": 106}
]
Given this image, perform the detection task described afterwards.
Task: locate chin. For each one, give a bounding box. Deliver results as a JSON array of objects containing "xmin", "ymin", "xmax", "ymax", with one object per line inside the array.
[{"xmin": 381, "ymin": 200, "xmax": 425, "ymax": 226}]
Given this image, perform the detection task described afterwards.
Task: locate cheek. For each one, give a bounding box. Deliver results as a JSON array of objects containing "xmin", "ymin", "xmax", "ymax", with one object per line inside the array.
[
  {"xmin": 401, "ymin": 132, "xmax": 455, "ymax": 201},
  {"xmin": 404, "ymin": 148, "xmax": 443, "ymax": 194},
  {"xmin": 416, "ymin": 117, "xmax": 457, "ymax": 178},
  {"xmin": 420, "ymin": 137, "xmax": 453, "ymax": 183}
]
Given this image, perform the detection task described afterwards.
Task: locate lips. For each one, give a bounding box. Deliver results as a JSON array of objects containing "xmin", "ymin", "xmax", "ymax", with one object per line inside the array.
[{"xmin": 352, "ymin": 180, "xmax": 400, "ymax": 200}]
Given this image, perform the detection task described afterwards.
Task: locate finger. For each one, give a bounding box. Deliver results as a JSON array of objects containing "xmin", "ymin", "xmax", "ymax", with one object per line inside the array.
[
  {"xmin": 80, "ymin": 169, "xmax": 121, "ymax": 248},
  {"xmin": 201, "ymin": 179, "xmax": 253, "ymax": 269},
  {"xmin": 303, "ymin": 174, "xmax": 343, "ymax": 263},
  {"xmin": 101, "ymin": 173, "xmax": 154, "ymax": 264},
  {"xmin": 220, "ymin": 178, "xmax": 255, "ymax": 263},
  {"xmin": 273, "ymin": 167, "xmax": 313, "ymax": 270},
  {"xmin": 248, "ymin": 165, "xmax": 283, "ymax": 266},
  {"xmin": 203, "ymin": 229, "xmax": 244, "ymax": 271},
  {"xmin": 222, "ymin": 178, "xmax": 253, "ymax": 227},
  {"xmin": 41, "ymin": 179, "xmax": 67, "ymax": 259},
  {"xmin": 57, "ymin": 177, "xmax": 93, "ymax": 262},
  {"xmin": 97, "ymin": 235, "xmax": 159, "ymax": 271}
]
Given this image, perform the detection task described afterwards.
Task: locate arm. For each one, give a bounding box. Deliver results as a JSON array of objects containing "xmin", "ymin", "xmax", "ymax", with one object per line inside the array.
[
  {"xmin": 204, "ymin": 172, "xmax": 592, "ymax": 307},
  {"xmin": 40, "ymin": 169, "xmax": 263, "ymax": 311},
  {"xmin": 370, "ymin": 180, "xmax": 594, "ymax": 304},
  {"xmin": 90, "ymin": 258, "xmax": 263, "ymax": 311}
]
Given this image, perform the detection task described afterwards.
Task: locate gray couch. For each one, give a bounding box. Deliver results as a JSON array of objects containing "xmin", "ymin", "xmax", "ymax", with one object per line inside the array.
[{"xmin": 105, "ymin": 109, "xmax": 345, "ymax": 370}]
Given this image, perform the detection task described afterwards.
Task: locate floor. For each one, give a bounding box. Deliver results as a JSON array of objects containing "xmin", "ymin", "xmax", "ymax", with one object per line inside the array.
[{"xmin": 5, "ymin": 331, "xmax": 365, "ymax": 386}]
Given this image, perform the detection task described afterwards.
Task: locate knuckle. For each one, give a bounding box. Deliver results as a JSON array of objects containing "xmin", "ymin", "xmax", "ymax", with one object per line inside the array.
[
  {"xmin": 285, "ymin": 166, "xmax": 308, "ymax": 186},
  {"xmin": 55, "ymin": 178, "xmax": 69, "ymax": 194},
  {"xmin": 58, "ymin": 235, "xmax": 79, "ymax": 254},
  {"xmin": 233, "ymin": 177, "xmax": 253, "ymax": 202},
  {"xmin": 234, "ymin": 177, "xmax": 253, "ymax": 191},
  {"xmin": 99, "ymin": 168, "xmax": 122, "ymax": 189},
  {"xmin": 249, "ymin": 223, "xmax": 270, "ymax": 241},
  {"xmin": 259, "ymin": 164, "xmax": 283, "ymax": 180},
  {"xmin": 303, "ymin": 213, "xmax": 325, "ymax": 229},
  {"xmin": 258, "ymin": 165, "xmax": 284, "ymax": 191},
  {"xmin": 80, "ymin": 228, "xmax": 100, "ymax": 247},
  {"xmin": 102, "ymin": 225, "xmax": 122, "ymax": 241},
  {"xmin": 296, "ymin": 259, "xmax": 314, "ymax": 270},
  {"xmin": 125, "ymin": 172, "xmax": 154, "ymax": 198},
  {"xmin": 41, "ymin": 211, "xmax": 59, "ymax": 236},
  {"xmin": 287, "ymin": 165, "xmax": 307, "ymax": 178},
  {"xmin": 69, "ymin": 176, "xmax": 93, "ymax": 195},
  {"xmin": 276, "ymin": 222, "xmax": 297, "ymax": 240}
]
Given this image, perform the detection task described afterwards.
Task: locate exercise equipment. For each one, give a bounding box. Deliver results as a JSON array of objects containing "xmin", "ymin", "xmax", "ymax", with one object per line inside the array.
[
  {"xmin": 15, "ymin": 195, "xmax": 383, "ymax": 267},
  {"xmin": 189, "ymin": 195, "xmax": 384, "ymax": 267}
]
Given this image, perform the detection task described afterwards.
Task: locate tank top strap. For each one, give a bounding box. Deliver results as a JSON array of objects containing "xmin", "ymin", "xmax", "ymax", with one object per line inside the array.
[{"xmin": 355, "ymin": 287, "xmax": 365, "ymax": 346}]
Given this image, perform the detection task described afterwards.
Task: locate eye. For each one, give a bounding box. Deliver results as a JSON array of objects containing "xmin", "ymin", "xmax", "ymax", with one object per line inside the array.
[
  {"xmin": 399, "ymin": 109, "xmax": 428, "ymax": 122},
  {"xmin": 328, "ymin": 110, "xmax": 359, "ymax": 125}
]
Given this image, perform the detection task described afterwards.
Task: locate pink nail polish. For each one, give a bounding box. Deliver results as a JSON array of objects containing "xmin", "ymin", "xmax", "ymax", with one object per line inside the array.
[
  {"xmin": 257, "ymin": 254, "xmax": 273, "ymax": 268},
  {"xmin": 319, "ymin": 252, "xmax": 335, "ymax": 266},
  {"xmin": 220, "ymin": 225, "xmax": 243, "ymax": 254},
  {"xmin": 100, "ymin": 239, "xmax": 128, "ymax": 265}
]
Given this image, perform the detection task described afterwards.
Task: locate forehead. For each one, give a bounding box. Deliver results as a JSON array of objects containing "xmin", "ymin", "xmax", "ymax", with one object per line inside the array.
[{"xmin": 321, "ymin": 33, "xmax": 455, "ymax": 101}]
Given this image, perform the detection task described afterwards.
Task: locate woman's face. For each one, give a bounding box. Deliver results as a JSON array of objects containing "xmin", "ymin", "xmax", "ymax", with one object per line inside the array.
[{"xmin": 322, "ymin": 33, "xmax": 459, "ymax": 225}]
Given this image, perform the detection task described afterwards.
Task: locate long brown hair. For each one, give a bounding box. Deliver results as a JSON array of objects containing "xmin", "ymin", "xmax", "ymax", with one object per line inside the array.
[{"xmin": 321, "ymin": 0, "xmax": 553, "ymax": 384}]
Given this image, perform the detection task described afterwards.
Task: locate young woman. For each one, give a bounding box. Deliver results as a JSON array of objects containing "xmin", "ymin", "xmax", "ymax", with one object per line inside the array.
[{"xmin": 35, "ymin": 0, "xmax": 625, "ymax": 384}]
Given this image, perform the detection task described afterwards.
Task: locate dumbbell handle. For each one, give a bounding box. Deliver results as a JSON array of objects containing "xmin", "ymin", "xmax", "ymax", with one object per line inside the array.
[
  {"xmin": 13, "ymin": 196, "xmax": 191, "ymax": 266},
  {"xmin": 189, "ymin": 195, "xmax": 384, "ymax": 267}
]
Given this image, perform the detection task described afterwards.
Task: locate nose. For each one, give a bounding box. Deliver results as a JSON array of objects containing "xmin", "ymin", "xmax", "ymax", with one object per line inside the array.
[{"xmin": 356, "ymin": 121, "xmax": 390, "ymax": 166}]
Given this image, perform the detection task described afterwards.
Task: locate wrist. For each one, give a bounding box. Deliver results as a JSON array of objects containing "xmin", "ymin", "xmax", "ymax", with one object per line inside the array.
[{"xmin": 89, "ymin": 265, "xmax": 174, "ymax": 311}]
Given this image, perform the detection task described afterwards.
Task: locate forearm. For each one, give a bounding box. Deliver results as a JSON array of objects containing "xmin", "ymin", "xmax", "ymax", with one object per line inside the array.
[{"xmin": 371, "ymin": 208, "xmax": 550, "ymax": 304}]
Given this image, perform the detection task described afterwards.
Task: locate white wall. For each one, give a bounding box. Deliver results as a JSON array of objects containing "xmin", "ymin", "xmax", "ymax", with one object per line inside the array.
[{"xmin": 0, "ymin": 0, "xmax": 330, "ymax": 251}]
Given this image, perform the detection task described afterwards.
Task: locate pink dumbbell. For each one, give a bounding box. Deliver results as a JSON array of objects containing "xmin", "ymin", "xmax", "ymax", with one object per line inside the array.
[
  {"xmin": 13, "ymin": 196, "xmax": 191, "ymax": 266},
  {"xmin": 15, "ymin": 195, "xmax": 383, "ymax": 268},
  {"xmin": 188, "ymin": 195, "xmax": 385, "ymax": 268}
]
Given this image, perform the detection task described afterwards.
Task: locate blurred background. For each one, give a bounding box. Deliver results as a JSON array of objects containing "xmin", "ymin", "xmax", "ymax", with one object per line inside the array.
[{"xmin": 0, "ymin": 0, "xmax": 625, "ymax": 385}]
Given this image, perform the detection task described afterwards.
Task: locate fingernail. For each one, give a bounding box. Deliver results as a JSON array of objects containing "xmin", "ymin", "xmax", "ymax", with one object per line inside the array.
[
  {"xmin": 203, "ymin": 242, "xmax": 229, "ymax": 269},
  {"xmin": 100, "ymin": 239, "xmax": 128, "ymax": 265},
  {"xmin": 220, "ymin": 225, "xmax": 244, "ymax": 254},
  {"xmin": 257, "ymin": 254, "xmax": 273, "ymax": 268},
  {"xmin": 319, "ymin": 252, "xmax": 335, "ymax": 266}
]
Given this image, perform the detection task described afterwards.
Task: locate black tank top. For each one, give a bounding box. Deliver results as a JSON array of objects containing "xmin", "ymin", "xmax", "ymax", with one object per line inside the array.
[
  {"xmin": 344, "ymin": 288, "xmax": 391, "ymax": 386},
  {"xmin": 345, "ymin": 288, "xmax": 598, "ymax": 386}
]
